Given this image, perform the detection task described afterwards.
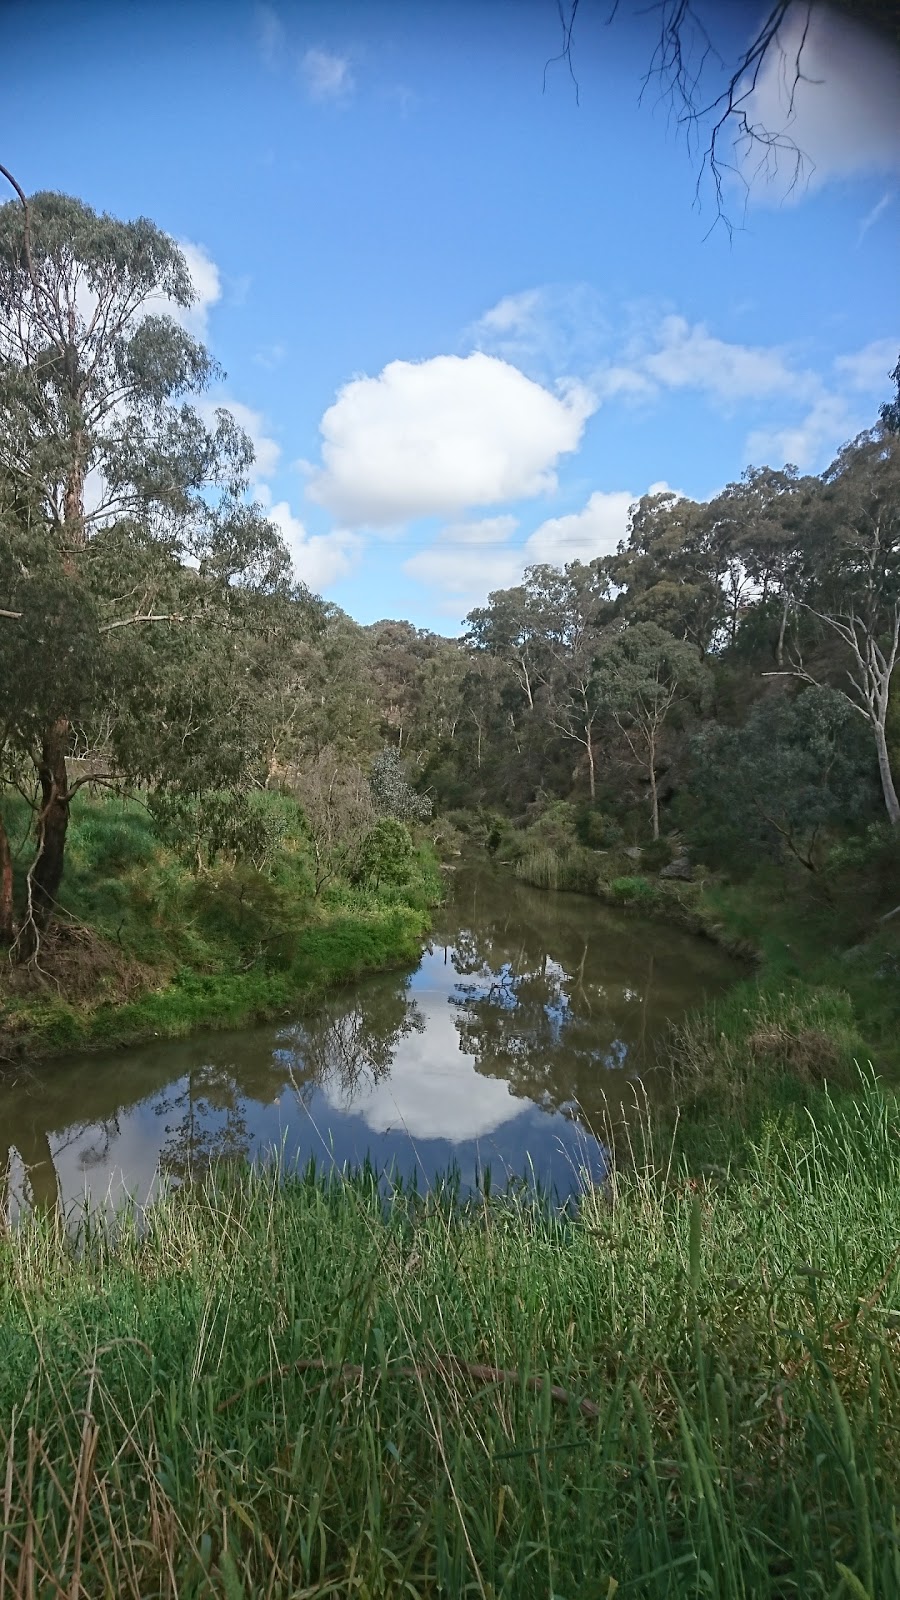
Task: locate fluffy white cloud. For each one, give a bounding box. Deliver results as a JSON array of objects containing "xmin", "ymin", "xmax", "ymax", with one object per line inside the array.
[
  {"xmin": 125, "ymin": 239, "xmax": 221, "ymax": 342},
  {"xmin": 309, "ymin": 353, "xmax": 596, "ymax": 527},
  {"xmin": 740, "ymin": 4, "xmax": 900, "ymax": 200},
  {"xmin": 268, "ymin": 500, "xmax": 361, "ymax": 590},
  {"xmin": 301, "ymin": 47, "xmax": 354, "ymax": 102},
  {"xmin": 834, "ymin": 337, "xmax": 899, "ymax": 392},
  {"xmin": 322, "ymin": 1002, "xmax": 529, "ymax": 1142}
]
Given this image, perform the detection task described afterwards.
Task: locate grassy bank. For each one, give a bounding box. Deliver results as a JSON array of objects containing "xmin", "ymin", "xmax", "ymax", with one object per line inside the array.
[
  {"xmin": 1, "ymin": 1076, "xmax": 898, "ymax": 1597},
  {"xmin": 447, "ymin": 805, "xmax": 900, "ymax": 1117},
  {"xmin": 0, "ymin": 791, "xmax": 441, "ymax": 1063}
]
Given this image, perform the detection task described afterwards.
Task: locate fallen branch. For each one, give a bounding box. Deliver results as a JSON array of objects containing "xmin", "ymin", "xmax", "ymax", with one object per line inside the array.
[{"xmin": 217, "ymin": 1354, "xmax": 601, "ymax": 1420}]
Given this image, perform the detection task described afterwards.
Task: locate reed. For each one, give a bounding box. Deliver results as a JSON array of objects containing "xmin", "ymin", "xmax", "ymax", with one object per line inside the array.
[{"xmin": 1, "ymin": 1072, "xmax": 898, "ymax": 1597}]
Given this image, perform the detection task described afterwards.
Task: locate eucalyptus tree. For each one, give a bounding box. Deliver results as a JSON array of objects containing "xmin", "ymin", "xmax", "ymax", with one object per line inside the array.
[
  {"xmin": 596, "ymin": 622, "xmax": 708, "ymax": 839},
  {"xmin": 715, "ymin": 465, "xmax": 815, "ymax": 665},
  {"xmin": 528, "ymin": 562, "xmax": 615, "ymax": 801},
  {"xmin": 692, "ymin": 687, "xmax": 877, "ymax": 871},
  {"xmin": 467, "ymin": 562, "xmax": 613, "ymax": 800},
  {"xmin": 0, "ymin": 179, "xmax": 293, "ymax": 949},
  {"xmin": 467, "ymin": 584, "xmax": 545, "ymax": 713},
  {"xmin": 769, "ymin": 430, "xmax": 900, "ymax": 826},
  {"xmin": 611, "ymin": 491, "xmax": 727, "ymax": 655}
]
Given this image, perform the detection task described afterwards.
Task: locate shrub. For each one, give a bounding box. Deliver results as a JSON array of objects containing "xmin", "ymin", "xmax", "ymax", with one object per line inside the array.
[
  {"xmin": 369, "ymin": 750, "xmax": 433, "ymax": 823},
  {"xmin": 574, "ymin": 806, "xmax": 625, "ymax": 850},
  {"xmin": 609, "ymin": 875, "xmax": 657, "ymax": 904},
  {"xmin": 640, "ymin": 836, "xmax": 673, "ymax": 874},
  {"xmin": 356, "ymin": 818, "xmax": 415, "ymax": 888}
]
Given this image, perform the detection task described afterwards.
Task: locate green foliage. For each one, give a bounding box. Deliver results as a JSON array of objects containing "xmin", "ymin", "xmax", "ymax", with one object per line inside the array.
[
  {"xmin": 609, "ymin": 873, "xmax": 657, "ymax": 903},
  {"xmin": 149, "ymin": 787, "xmax": 300, "ymax": 872},
  {"xmin": 640, "ymin": 835, "xmax": 674, "ymax": 872},
  {"xmin": 2, "ymin": 1079, "xmax": 899, "ymax": 1596},
  {"xmin": 0, "ymin": 791, "xmax": 437, "ymax": 1060},
  {"xmin": 691, "ymin": 686, "xmax": 878, "ymax": 871},
  {"xmin": 574, "ymin": 805, "xmax": 624, "ymax": 849},
  {"xmin": 355, "ymin": 817, "xmax": 415, "ymax": 888},
  {"xmin": 369, "ymin": 748, "xmax": 433, "ymax": 822}
]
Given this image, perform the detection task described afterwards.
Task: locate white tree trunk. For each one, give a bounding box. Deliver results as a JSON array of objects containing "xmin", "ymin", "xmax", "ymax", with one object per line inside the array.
[{"xmin": 875, "ymin": 720, "xmax": 900, "ymax": 826}]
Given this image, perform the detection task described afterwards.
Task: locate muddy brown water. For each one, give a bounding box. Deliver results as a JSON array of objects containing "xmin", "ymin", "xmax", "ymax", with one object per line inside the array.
[{"xmin": 1, "ymin": 865, "xmax": 739, "ymax": 1215}]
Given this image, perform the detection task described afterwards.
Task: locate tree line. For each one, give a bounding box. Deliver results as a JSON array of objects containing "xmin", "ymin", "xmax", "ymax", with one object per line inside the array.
[{"xmin": 1, "ymin": 181, "xmax": 898, "ymax": 961}]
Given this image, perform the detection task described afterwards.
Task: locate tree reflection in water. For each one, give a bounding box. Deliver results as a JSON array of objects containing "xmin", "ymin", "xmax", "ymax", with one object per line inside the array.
[
  {"xmin": 1, "ymin": 867, "xmax": 738, "ymax": 1218},
  {"xmin": 441, "ymin": 886, "xmax": 663, "ymax": 1124},
  {"xmin": 274, "ymin": 982, "xmax": 426, "ymax": 1108}
]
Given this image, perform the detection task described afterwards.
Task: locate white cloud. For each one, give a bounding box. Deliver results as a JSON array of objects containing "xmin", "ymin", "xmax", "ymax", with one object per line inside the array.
[
  {"xmin": 322, "ymin": 1003, "xmax": 529, "ymax": 1142},
  {"xmin": 746, "ymin": 392, "xmax": 852, "ymax": 469},
  {"xmin": 641, "ymin": 315, "xmax": 809, "ymax": 401},
  {"xmin": 857, "ymin": 188, "xmax": 896, "ymax": 243},
  {"xmin": 739, "ymin": 3, "xmax": 900, "ymax": 201},
  {"xmin": 523, "ymin": 489, "xmax": 639, "ymax": 566},
  {"xmin": 309, "ymin": 353, "xmax": 596, "ymax": 527},
  {"xmin": 404, "ymin": 485, "xmax": 681, "ymax": 615},
  {"xmin": 475, "ymin": 290, "xmax": 543, "ymax": 339},
  {"xmin": 404, "ymin": 517, "xmax": 521, "ymax": 603},
  {"xmin": 746, "ymin": 335, "xmax": 899, "ymax": 466},
  {"xmin": 200, "ymin": 399, "xmax": 281, "ymax": 482},
  {"xmin": 268, "ymin": 500, "xmax": 361, "ymax": 590},
  {"xmin": 171, "ymin": 242, "xmax": 222, "ymax": 340},
  {"xmin": 593, "ymin": 365, "xmax": 657, "ymax": 401},
  {"xmin": 471, "ymin": 284, "xmax": 610, "ymax": 380},
  {"xmin": 301, "ymin": 47, "xmax": 354, "ymax": 102},
  {"xmin": 256, "ymin": 4, "xmax": 285, "ymax": 70},
  {"xmin": 834, "ymin": 337, "xmax": 899, "ymax": 392}
]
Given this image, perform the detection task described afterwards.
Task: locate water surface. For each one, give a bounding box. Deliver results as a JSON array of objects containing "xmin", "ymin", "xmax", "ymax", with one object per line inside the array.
[{"xmin": 1, "ymin": 865, "xmax": 738, "ymax": 1214}]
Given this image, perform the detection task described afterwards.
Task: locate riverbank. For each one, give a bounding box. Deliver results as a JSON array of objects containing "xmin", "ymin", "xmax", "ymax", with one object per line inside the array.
[
  {"xmin": 452, "ymin": 805, "xmax": 900, "ymax": 1122},
  {"xmin": 1, "ymin": 1075, "xmax": 897, "ymax": 1597},
  {"xmin": 0, "ymin": 792, "xmax": 441, "ymax": 1065}
]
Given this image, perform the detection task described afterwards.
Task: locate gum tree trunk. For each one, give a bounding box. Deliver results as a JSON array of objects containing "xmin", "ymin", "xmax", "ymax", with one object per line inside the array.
[
  {"xmin": 875, "ymin": 720, "xmax": 900, "ymax": 827},
  {"xmin": 26, "ymin": 719, "xmax": 71, "ymax": 939},
  {"xmin": 0, "ymin": 810, "xmax": 13, "ymax": 945}
]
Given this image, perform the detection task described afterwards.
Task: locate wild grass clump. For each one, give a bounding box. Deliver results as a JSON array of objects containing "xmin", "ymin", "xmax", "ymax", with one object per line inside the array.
[
  {"xmin": 666, "ymin": 979, "xmax": 866, "ymax": 1120},
  {"xmin": 1, "ymin": 1075, "xmax": 898, "ymax": 1597}
]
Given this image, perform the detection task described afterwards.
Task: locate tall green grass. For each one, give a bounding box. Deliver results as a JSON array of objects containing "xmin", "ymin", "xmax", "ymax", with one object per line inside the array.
[
  {"xmin": 2, "ymin": 1074, "xmax": 898, "ymax": 1597},
  {"xmin": 0, "ymin": 790, "xmax": 440, "ymax": 1060}
]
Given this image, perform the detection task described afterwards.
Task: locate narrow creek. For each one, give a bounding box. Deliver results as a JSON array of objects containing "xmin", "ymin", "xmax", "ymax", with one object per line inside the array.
[{"xmin": 1, "ymin": 865, "xmax": 739, "ymax": 1216}]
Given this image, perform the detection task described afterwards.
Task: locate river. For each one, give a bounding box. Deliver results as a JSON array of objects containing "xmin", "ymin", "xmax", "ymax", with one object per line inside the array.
[{"xmin": 0, "ymin": 865, "xmax": 738, "ymax": 1216}]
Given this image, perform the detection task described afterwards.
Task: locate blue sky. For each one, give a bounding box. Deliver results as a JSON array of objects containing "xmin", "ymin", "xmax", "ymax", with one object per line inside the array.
[{"xmin": 3, "ymin": 0, "xmax": 899, "ymax": 630}]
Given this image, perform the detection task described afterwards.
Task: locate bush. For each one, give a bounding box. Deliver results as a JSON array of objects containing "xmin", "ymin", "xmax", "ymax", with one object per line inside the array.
[
  {"xmin": 574, "ymin": 806, "xmax": 625, "ymax": 850},
  {"xmin": 369, "ymin": 750, "xmax": 433, "ymax": 823},
  {"xmin": 355, "ymin": 818, "xmax": 415, "ymax": 888},
  {"xmin": 640, "ymin": 836, "xmax": 673, "ymax": 874},
  {"xmin": 609, "ymin": 875, "xmax": 657, "ymax": 904}
]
